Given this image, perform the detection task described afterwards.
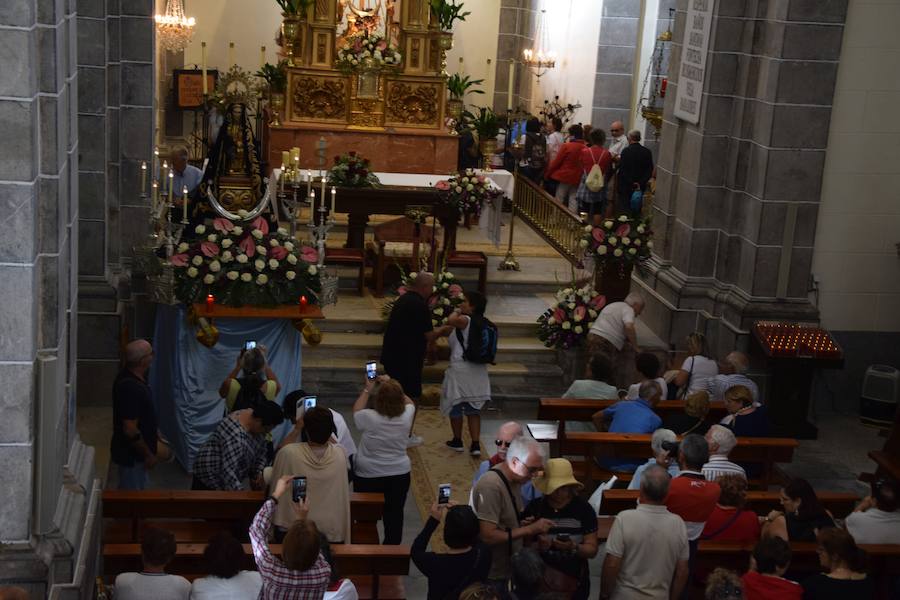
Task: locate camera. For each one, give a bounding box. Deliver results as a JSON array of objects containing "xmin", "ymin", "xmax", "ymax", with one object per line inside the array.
[
  {"xmin": 244, "ymin": 340, "xmax": 257, "ymax": 351},
  {"xmin": 661, "ymin": 440, "xmax": 680, "ymax": 456}
]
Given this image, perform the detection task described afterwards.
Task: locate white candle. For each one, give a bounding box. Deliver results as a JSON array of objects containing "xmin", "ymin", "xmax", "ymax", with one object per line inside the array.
[
  {"xmin": 308, "ymin": 191, "xmax": 316, "ymax": 225},
  {"xmin": 140, "ymin": 161, "xmax": 147, "ymax": 195},
  {"xmin": 280, "ymin": 164, "xmax": 286, "ymax": 194},
  {"xmin": 320, "ymin": 174, "xmax": 326, "ymax": 202},
  {"xmin": 182, "ymin": 185, "xmax": 189, "ymax": 222},
  {"xmin": 162, "ymin": 160, "xmax": 168, "ymax": 192},
  {"xmin": 153, "ymin": 146, "xmax": 160, "ymax": 175},
  {"xmin": 331, "ymin": 186, "xmax": 336, "ymax": 214},
  {"xmin": 507, "ymin": 60, "xmax": 515, "ymax": 111},
  {"xmin": 228, "ymin": 42, "xmax": 235, "ymax": 68},
  {"xmin": 306, "ymin": 170, "xmax": 312, "ymax": 199},
  {"xmin": 168, "ymin": 171, "xmax": 174, "ymax": 206},
  {"xmin": 201, "ymin": 42, "xmax": 208, "ymax": 95},
  {"xmin": 260, "ymin": 46, "xmax": 266, "ymax": 70}
]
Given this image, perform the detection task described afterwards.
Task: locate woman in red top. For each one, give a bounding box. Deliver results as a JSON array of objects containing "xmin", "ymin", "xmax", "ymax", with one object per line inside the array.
[
  {"xmin": 545, "ymin": 123, "xmax": 585, "ymax": 213},
  {"xmin": 578, "ymin": 129, "xmax": 612, "ymax": 218},
  {"xmin": 742, "ymin": 537, "xmax": 803, "ymax": 600},
  {"xmin": 701, "ymin": 474, "xmax": 761, "ymax": 543}
]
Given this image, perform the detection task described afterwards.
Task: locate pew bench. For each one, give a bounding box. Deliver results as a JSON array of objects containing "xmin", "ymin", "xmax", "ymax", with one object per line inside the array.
[
  {"xmin": 102, "ymin": 543, "xmax": 410, "ymax": 599},
  {"xmin": 102, "ymin": 490, "xmax": 384, "ymax": 544},
  {"xmin": 537, "ymin": 397, "xmax": 728, "ymax": 423}
]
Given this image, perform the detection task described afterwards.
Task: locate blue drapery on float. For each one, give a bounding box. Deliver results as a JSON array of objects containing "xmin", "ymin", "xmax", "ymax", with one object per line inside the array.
[{"xmin": 150, "ymin": 304, "xmax": 302, "ymax": 471}]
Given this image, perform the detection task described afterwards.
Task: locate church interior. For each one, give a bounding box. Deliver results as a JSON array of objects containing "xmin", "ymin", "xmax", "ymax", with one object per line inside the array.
[{"xmin": 1, "ymin": 0, "xmax": 899, "ymax": 597}]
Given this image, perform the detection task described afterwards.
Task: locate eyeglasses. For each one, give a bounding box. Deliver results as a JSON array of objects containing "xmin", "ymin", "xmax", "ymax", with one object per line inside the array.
[
  {"xmin": 524, "ymin": 464, "xmax": 542, "ymax": 475},
  {"xmin": 495, "ymin": 439, "xmax": 512, "ymax": 448}
]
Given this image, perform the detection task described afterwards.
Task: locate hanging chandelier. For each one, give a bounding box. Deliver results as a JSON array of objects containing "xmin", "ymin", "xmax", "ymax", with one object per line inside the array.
[
  {"xmin": 155, "ymin": 0, "xmax": 196, "ymax": 52},
  {"xmin": 522, "ymin": 9, "xmax": 556, "ymax": 78}
]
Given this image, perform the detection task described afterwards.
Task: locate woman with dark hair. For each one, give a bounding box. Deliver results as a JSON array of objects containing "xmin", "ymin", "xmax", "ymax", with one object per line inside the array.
[
  {"xmin": 545, "ymin": 123, "xmax": 586, "ymax": 212},
  {"xmin": 762, "ymin": 478, "xmax": 835, "ymax": 542},
  {"xmin": 742, "ymin": 537, "xmax": 802, "ymax": 600},
  {"xmin": 723, "ymin": 385, "xmax": 770, "ymax": 438},
  {"xmin": 440, "ymin": 291, "xmax": 492, "ymax": 456},
  {"xmin": 190, "ymin": 531, "xmax": 262, "ymax": 599},
  {"xmin": 411, "ymin": 501, "xmax": 491, "ymax": 599},
  {"xmin": 577, "ymin": 127, "xmax": 612, "ymax": 217},
  {"xmin": 352, "ymin": 375, "xmax": 415, "ymax": 544},
  {"xmin": 802, "ymin": 528, "xmax": 874, "ymax": 598},
  {"xmin": 218, "ymin": 346, "xmax": 281, "ymax": 412},
  {"xmin": 701, "ymin": 474, "xmax": 761, "ymax": 543},
  {"xmin": 522, "ymin": 117, "xmax": 547, "ymax": 183},
  {"xmin": 318, "ymin": 533, "xmax": 359, "ymax": 599},
  {"xmin": 626, "ymin": 352, "xmax": 666, "ymax": 400}
]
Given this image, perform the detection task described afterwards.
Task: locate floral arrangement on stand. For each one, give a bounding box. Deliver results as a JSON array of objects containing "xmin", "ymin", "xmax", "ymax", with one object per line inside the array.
[
  {"xmin": 169, "ymin": 216, "xmax": 322, "ymax": 307},
  {"xmin": 381, "ymin": 269, "xmax": 465, "ymax": 327},
  {"xmin": 435, "ymin": 168, "xmax": 502, "ymax": 217},
  {"xmin": 581, "ymin": 214, "xmax": 654, "ymax": 275},
  {"xmin": 536, "ymin": 283, "xmax": 607, "ymax": 350},
  {"xmin": 328, "ymin": 151, "xmax": 380, "ymax": 187},
  {"xmin": 336, "ymin": 30, "xmax": 402, "ymax": 71}
]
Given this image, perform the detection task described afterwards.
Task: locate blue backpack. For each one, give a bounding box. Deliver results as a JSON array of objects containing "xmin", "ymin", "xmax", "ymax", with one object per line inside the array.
[{"xmin": 456, "ymin": 315, "xmax": 498, "ymax": 365}]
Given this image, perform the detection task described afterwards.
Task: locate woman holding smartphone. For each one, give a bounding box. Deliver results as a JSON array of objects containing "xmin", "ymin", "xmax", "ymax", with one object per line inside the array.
[
  {"xmin": 352, "ymin": 375, "xmax": 415, "ymax": 544},
  {"xmin": 218, "ymin": 345, "xmax": 281, "ymax": 412}
]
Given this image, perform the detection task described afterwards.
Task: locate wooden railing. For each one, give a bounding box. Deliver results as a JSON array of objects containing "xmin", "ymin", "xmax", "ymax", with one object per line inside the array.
[{"xmin": 512, "ymin": 173, "xmax": 585, "ymax": 267}]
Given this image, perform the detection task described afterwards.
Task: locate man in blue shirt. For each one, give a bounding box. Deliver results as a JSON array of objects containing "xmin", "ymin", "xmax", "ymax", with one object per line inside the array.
[
  {"xmin": 592, "ymin": 380, "xmax": 662, "ymax": 472},
  {"xmin": 170, "ymin": 145, "xmax": 203, "ymax": 198}
]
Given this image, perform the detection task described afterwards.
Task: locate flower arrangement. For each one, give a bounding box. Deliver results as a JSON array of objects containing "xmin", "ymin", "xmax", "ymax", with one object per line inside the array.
[
  {"xmin": 381, "ymin": 269, "xmax": 465, "ymax": 327},
  {"xmin": 336, "ymin": 30, "xmax": 402, "ymax": 71},
  {"xmin": 328, "ymin": 151, "xmax": 380, "ymax": 187},
  {"xmin": 581, "ymin": 214, "xmax": 654, "ymax": 264},
  {"xmin": 435, "ymin": 168, "xmax": 502, "ymax": 217},
  {"xmin": 169, "ymin": 216, "xmax": 321, "ymax": 307},
  {"xmin": 536, "ymin": 284, "xmax": 607, "ymax": 350}
]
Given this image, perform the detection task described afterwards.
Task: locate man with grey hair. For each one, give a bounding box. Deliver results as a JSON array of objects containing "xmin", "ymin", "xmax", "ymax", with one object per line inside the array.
[
  {"xmin": 588, "ymin": 293, "xmax": 645, "ymax": 388},
  {"xmin": 602, "ymin": 464, "xmax": 689, "ymax": 600},
  {"xmin": 628, "ymin": 428, "xmax": 680, "ymax": 489},
  {"xmin": 706, "ymin": 351, "xmax": 760, "ymax": 406},
  {"xmin": 608, "ymin": 120, "xmax": 628, "ymax": 158},
  {"xmin": 471, "ymin": 421, "xmax": 542, "ymax": 506},
  {"xmin": 381, "ymin": 271, "xmax": 453, "ymax": 446},
  {"xmin": 616, "ymin": 128, "xmax": 654, "ymax": 214},
  {"xmin": 170, "ymin": 145, "xmax": 203, "ymax": 199},
  {"xmin": 110, "ymin": 339, "xmax": 159, "ymax": 490},
  {"xmin": 473, "ymin": 437, "xmax": 553, "ymax": 585},
  {"xmin": 702, "ymin": 424, "xmax": 746, "ymax": 481}
]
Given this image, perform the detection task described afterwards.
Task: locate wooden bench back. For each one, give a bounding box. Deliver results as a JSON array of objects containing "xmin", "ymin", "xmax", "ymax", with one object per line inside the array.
[
  {"xmin": 598, "ymin": 490, "xmax": 859, "ymax": 518},
  {"xmin": 373, "ymin": 216, "xmax": 435, "ymax": 245},
  {"xmin": 537, "ymin": 398, "xmax": 728, "ymax": 423}
]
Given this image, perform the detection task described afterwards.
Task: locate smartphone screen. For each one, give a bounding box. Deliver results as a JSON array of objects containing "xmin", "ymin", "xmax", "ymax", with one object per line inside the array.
[
  {"xmin": 296, "ymin": 396, "xmax": 316, "ymax": 417},
  {"xmin": 366, "ymin": 361, "xmax": 377, "ymax": 380},
  {"xmin": 292, "ymin": 476, "xmax": 307, "ymax": 502},
  {"xmin": 438, "ymin": 483, "xmax": 451, "ymax": 504},
  {"xmin": 304, "ymin": 396, "xmax": 317, "ymax": 411},
  {"xmin": 244, "ymin": 340, "xmax": 256, "ymax": 351}
]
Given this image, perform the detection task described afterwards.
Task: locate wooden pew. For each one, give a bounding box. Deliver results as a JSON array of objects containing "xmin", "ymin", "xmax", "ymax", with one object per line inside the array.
[
  {"xmin": 537, "ymin": 397, "xmax": 728, "ymax": 423},
  {"xmin": 597, "ymin": 489, "xmax": 860, "ymax": 519},
  {"xmin": 102, "ymin": 490, "xmax": 384, "ymax": 544},
  {"xmin": 102, "ymin": 543, "xmax": 410, "ymax": 600},
  {"xmin": 561, "ymin": 432, "xmax": 798, "ymax": 489}
]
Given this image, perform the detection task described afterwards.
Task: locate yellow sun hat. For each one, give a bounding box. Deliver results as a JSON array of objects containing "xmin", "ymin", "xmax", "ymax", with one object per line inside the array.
[{"xmin": 533, "ymin": 458, "xmax": 584, "ymax": 496}]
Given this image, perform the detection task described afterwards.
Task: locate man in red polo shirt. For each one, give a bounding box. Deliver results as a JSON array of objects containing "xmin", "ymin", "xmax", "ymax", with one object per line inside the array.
[{"xmin": 664, "ymin": 433, "xmax": 720, "ymax": 599}]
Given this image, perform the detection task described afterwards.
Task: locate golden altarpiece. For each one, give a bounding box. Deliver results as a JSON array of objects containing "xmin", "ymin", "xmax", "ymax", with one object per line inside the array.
[{"xmin": 266, "ymin": 0, "xmax": 458, "ymax": 174}]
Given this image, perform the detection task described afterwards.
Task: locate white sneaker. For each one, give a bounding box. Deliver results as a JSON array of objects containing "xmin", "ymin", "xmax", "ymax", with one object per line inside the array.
[{"xmin": 407, "ymin": 434, "xmax": 424, "ymax": 448}]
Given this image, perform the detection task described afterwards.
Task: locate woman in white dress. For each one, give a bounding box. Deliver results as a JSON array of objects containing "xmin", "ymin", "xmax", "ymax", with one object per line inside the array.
[{"xmin": 441, "ymin": 291, "xmax": 492, "ymax": 457}]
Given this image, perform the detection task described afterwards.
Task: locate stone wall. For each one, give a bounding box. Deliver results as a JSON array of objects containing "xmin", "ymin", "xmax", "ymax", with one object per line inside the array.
[
  {"xmin": 492, "ymin": 0, "xmax": 537, "ymax": 115},
  {"xmin": 591, "ymin": 0, "xmax": 642, "ymax": 133}
]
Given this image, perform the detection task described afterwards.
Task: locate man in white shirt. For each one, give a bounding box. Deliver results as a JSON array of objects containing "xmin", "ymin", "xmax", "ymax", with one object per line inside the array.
[
  {"xmin": 845, "ymin": 479, "xmax": 900, "ymax": 544},
  {"xmin": 706, "ymin": 351, "xmax": 760, "ymax": 406},
  {"xmin": 587, "ymin": 293, "xmax": 645, "ymax": 388},
  {"xmin": 114, "ymin": 527, "xmax": 191, "ymax": 600},
  {"xmin": 702, "ymin": 425, "xmax": 746, "ymax": 481},
  {"xmin": 607, "ymin": 121, "xmax": 628, "ymax": 158}
]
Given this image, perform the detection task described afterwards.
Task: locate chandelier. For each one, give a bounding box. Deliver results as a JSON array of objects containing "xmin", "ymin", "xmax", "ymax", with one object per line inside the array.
[
  {"xmin": 522, "ymin": 9, "xmax": 556, "ymax": 78},
  {"xmin": 155, "ymin": 0, "xmax": 196, "ymax": 52}
]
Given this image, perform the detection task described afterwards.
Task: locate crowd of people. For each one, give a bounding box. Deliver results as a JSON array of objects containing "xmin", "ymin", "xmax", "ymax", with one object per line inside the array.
[{"xmin": 103, "ymin": 277, "xmax": 900, "ymax": 600}]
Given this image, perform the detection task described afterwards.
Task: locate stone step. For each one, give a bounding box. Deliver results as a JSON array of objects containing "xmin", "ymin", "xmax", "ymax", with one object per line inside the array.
[{"xmin": 315, "ymin": 312, "xmax": 540, "ymax": 339}]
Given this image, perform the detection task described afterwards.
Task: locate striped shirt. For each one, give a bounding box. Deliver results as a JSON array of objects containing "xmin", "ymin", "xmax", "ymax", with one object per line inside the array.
[{"xmin": 702, "ymin": 455, "xmax": 747, "ymax": 482}]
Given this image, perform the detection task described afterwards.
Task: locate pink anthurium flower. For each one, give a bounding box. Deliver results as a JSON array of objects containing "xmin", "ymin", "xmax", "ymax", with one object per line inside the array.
[
  {"xmin": 574, "ymin": 305, "xmax": 587, "ymax": 321},
  {"xmin": 270, "ymin": 246, "xmax": 288, "ymax": 260},
  {"xmin": 615, "ymin": 224, "xmax": 631, "ymax": 237},
  {"xmin": 200, "ymin": 241, "xmax": 219, "ymax": 257},
  {"xmin": 591, "ymin": 295, "xmax": 607, "ymax": 310},
  {"xmin": 448, "ymin": 284, "xmax": 463, "ymax": 298},
  {"xmin": 300, "ymin": 246, "xmax": 318, "ymax": 263},
  {"xmin": 170, "ymin": 253, "xmax": 189, "ymax": 267},
  {"xmin": 592, "ymin": 228, "xmax": 606, "ymax": 243},
  {"xmin": 240, "ymin": 236, "xmax": 256, "ymax": 257},
  {"xmin": 251, "ymin": 217, "xmax": 269, "ymax": 235},
  {"xmin": 213, "ymin": 217, "xmax": 234, "ymax": 232}
]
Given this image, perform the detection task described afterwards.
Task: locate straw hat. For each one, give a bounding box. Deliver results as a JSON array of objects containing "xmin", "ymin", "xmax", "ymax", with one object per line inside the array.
[{"xmin": 533, "ymin": 458, "xmax": 583, "ymax": 495}]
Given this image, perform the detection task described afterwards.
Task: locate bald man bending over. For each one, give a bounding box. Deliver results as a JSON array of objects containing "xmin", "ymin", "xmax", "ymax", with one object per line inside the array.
[{"xmin": 110, "ymin": 339, "xmax": 159, "ymax": 489}]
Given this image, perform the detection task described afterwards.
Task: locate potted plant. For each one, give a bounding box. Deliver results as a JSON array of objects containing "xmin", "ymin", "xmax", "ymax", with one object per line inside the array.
[
  {"xmin": 467, "ymin": 106, "xmax": 500, "ymax": 170},
  {"xmin": 581, "ymin": 215, "xmax": 654, "ymax": 301},
  {"xmin": 276, "ymin": 0, "xmax": 315, "ymax": 66},
  {"xmin": 446, "ymin": 73, "xmax": 483, "ymax": 120},
  {"xmin": 429, "ymin": 0, "xmax": 469, "ymax": 50},
  {"xmin": 256, "ymin": 61, "xmax": 288, "ymax": 126}
]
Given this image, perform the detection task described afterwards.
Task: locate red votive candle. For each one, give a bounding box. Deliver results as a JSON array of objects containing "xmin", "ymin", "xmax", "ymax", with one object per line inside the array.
[
  {"xmin": 299, "ymin": 295, "xmax": 308, "ymax": 311},
  {"xmin": 206, "ymin": 294, "xmax": 214, "ymax": 313}
]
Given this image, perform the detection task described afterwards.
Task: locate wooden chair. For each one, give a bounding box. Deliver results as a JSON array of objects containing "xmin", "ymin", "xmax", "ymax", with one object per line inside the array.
[
  {"xmin": 325, "ymin": 247, "xmax": 366, "ymax": 296},
  {"xmin": 441, "ymin": 250, "xmax": 488, "ymax": 295},
  {"xmin": 371, "ymin": 217, "xmax": 436, "ymax": 297}
]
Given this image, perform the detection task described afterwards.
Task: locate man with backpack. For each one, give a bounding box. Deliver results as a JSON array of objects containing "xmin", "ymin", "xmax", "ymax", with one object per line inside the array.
[
  {"xmin": 439, "ymin": 291, "xmax": 498, "ymax": 457},
  {"xmin": 522, "ymin": 117, "xmax": 547, "ymax": 184}
]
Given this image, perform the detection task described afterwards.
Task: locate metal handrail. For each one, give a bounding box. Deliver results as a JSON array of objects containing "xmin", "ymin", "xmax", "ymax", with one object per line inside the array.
[{"xmin": 512, "ymin": 173, "xmax": 585, "ymax": 267}]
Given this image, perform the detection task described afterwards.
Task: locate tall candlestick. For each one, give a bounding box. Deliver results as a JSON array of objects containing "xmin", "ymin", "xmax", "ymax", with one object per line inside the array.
[
  {"xmin": 168, "ymin": 171, "xmax": 174, "ymax": 206},
  {"xmin": 308, "ymin": 191, "xmax": 316, "ymax": 225},
  {"xmin": 140, "ymin": 161, "xmax": 147, "ymax": 195},
  {"xmin": 280, "ymin": 164, "xmax": 286, "ymax": 194},
  {"xmin": 320, "ymin": 175, "xmax": 326, "ymax": 212},
  {"xmin": 201, "ymin": 42, "xmax": 208, "ymax": 94},
  {"xmin": 228, "ymin": 42, "xmax": 235, "ymax": 68},
  {"xmin": 507, "ymin": 60, "xmax": 515, "ymax": 111},
  {"xmin": 162, "ymin": 160, "xmax": 169, "ymax": 193},
  {"xmin": 306, "ymin": 170, "xmax": 312, "ymax": 199},
  {"xmin": 260, "ymin": 46, "xmax": 266, "ymax": 70},
  {"xmin": 182, "ymin": 185, "xmax": 189, "ymax": 222},
  {"xmin": 330, "ymin": 186, "xmax": 336, "ymax": 215}
]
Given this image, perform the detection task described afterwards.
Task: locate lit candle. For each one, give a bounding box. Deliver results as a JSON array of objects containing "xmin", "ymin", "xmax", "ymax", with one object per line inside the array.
[
  {"xmin": 151, "ymin": 180, "xmax": 158, "ymax": 214},
  {"xmin": 291, "ymin": 147, "xmax": 300, "ymax": 164},
  {"xmin": 260, "ymin": 45, "xmax": 266, "ymax": 70},
  {"xmin": 182, "ymin": 185, "xmax": 189, "ymax": 222},
  {"xmin": 206, "ymin": 293, "xmax": 215, "ymax": 313},
  {"xmin": 306, "ymin": 170, "xmax": 312, "ymax": 199},
  {"xmin": 507, "ymin": 60, "xmax": 515, "ymax": 111},
  {"xmin": 162, "ymin": 160, "xmax": 169, "ymax": 192},
  {"xmin": 280, "ymin": 163, "xmax": 286, "ymax": 194},
  {"xmin": 320, "ymin": 173, "xmax": 326, "ymax": 202},
  {"xmin": 201, "ymin": 42, "xmax": 208, "ymax": 95},
  {"xmin": 308, "ymin": 191, "xmax": 315, "ymax": 225},
  {"xmin": 299, "ymin": 295, "xmax": 308, "ymax": 310},
  {"xmin": 168, "ymin": 171, "xmax": 174, "ymax": 206},
  {"xmin": 228, "ymin": 42, "xmax": 235, "ymax": 67},
  {"xmin": 331, "ymin": 186, "xmax": 336, "ymax": 214},
  {"xmin": 140, "ymin": 161, "xmax": 147, "ymax": 195}
]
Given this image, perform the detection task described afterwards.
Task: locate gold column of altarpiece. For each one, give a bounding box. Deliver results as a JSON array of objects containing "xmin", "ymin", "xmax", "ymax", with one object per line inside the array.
[{"xmin": 284, "ymin": 0, "xmax": 447, "ymax": 131}]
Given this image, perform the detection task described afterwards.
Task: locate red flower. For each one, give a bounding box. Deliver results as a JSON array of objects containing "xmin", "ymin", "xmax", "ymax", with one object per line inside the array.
[
  {"xmin": 397, "ymin": 286, "xmax": 407, "ymax": 295},
  {"xmin": 553, "ymin": 307, "xmax": 566, "ymax": 322},
  {"xmin": 592, "ymin": 228, "xmax": 606, "ymax": 243},
  {"xmin": 348, "ymin": 151, "xmax": 357, "ymax": 157},
  {"xmin": 240, "ymin": 236, "xmax": 256, "ymax": 257},
  {"xmin": 590, "ymin": 295, "xmax": 607, "ymax": 310},
  {"xmin": 615, "ymin": 224, "xmax": 631, "ymax": 237},
  {"xmin": 251, "ymin": 217, "xmax": 270, "ymax": 235},
  {"xmin": 200, "ymin": 241, "xmax": 220, "ymax": 257},
  {"xmin": 300, "ymin": 246, "xmax": 318, "ymax": 263},
  {"xmin": 449, "ymin": 283, "xmax": 463, "ymax": 298},
  {"xmin": 213, "ymin": 217, "xmax": 234, "ymax": 232},
  {"xmin": 270, "ymin": 246, "xmax": 288, "ymax": 260},
  {"xmin": 574, "ymin": 305, "xmax": 587, "ymax": 321},
  {"xmin": 170, "ymin": 253, "xmax": 189, "ymax": 267}
]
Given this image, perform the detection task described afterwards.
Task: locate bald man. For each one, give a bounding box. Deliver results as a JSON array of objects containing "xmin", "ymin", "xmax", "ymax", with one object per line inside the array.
[
  {"xmin": 111, "ymin": 339, "xmax": 159, "ymax": 489},
  {"xmin": 608, "ymin": 120, "xmax": 628, "ymax": 158}
]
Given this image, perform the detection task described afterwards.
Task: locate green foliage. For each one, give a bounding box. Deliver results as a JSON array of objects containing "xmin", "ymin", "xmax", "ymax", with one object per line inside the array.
[
  {"xmin": 255, "ymin": 61, "xmax": 288, "ymax": 94},
  {"xmin": 429, "ymin": 0, "xmax": 470, "ymax": 31},
  {"xmin": 446, "ymin": 73, "xmax": 484, "ymax": 100},
  {"xmin": 466, "ymin": 106, "xmax": 501, "ymax": 139},
  {"xmin": 276, "ymin": 0, "xmax": 315, "ymax": 17}
]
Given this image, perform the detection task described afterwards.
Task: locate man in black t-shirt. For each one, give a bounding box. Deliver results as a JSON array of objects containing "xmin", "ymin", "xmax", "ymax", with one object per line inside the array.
[
  {"xmin": 110, "ymin": 339, "xmax": 159, "ymax": 490},
  {"xmin": 380, "ymin": 271, "xmax": 452, "ymax": 446}
]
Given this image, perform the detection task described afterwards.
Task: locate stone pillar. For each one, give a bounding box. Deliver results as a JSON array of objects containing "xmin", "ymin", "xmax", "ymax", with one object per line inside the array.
[
  {"xmin": 591, "ymin": 0, "xmax": 641, "ymax": 130},
  {"xmin": 639, "ymin": 0, "xmax": 848, "ymax": 355},
  {"xmin": 492, "ymin": 0, "xmax": 537, "ymax": 115}
]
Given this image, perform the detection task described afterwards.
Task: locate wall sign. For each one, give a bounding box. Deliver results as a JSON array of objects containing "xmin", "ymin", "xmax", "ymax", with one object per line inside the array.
[
  {"xmin": 174, "ymin": 69, "xmax": 218, "ymax": 109},
  {"xmin": 673, "ymin": 0, "xmax": 714, "ymax": 124}
]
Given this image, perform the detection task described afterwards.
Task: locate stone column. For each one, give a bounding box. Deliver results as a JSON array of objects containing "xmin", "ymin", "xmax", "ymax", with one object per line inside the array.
[
  {"xmin": 591, "ymin": 0, "xmax": 642, "ymax": 130},
  {"xmin": 640, "ymin": 0, "xmax": 848, "ymax": 354},
  {"xmin": 492, "ymin": 0, "xmax": 537, "ymax": 115}
]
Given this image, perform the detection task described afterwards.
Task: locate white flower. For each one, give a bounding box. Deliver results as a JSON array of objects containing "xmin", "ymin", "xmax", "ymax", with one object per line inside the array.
[
  {"xmin": 187, "ymin": 267, "xmax": 198, "ymax": 278},
  {"xmin": 254, "ymin": 259, "xmax": 265, "ymax": 271},
  {"xmin": 589, "ymin": 309, "xmax": 597, "ymax": 318},
  {"xmin": 579, "ymin": 239, "xmax": 589, "ymax": 248},
  {"xmin": 584, "ymin": 225, "xmax": 593, "ymax": 233},
  {"xmin": 574, "ymin": 313, "xmax": 583, "ymax": 322},
  {"xmin": 287, "ymin": 254, "xmax": 298, "ymax": 265},
  {"xmin": 466, "ymin": 184, "xmax": 474, "ymax": 191},
  {"xmin": 608, "ymin": 236, "xmax": 618, "ymax": 246},
  {"xmin": 613, "ymin": 248, "xmax": 623, "ymax": 257},
  {"xmin": 634, "ymin": 239, "xmax": 642, "ymax": 246},
  {"xmin": 574, "ymin": 325, "xmax": 583, "ymax": 334},
  {"xmin": 233, "ymin": 226, "xmax": 243, "ymax": 235},
  {"xmin": 240, "ymin": 272, "xmax": 252, "ymax": 282},
  {"xmin": 567, "ymin": 302, "xmax": 576, "ymax": 309},
  {"xmin": 226, "ymin": 271, "xmax": 239, "ymax": 281},
  {"xmin": 604, "ymin": 220, "xmax": 614, "ymax": 229},
  {"xmin": 618, "ymin": 215, "xmax": 628, "ymax": 222},
  {"xmin": 277, "ymin": 227, "xmax": 288, "ymax": 236},
  {"xmin": 433, "ymin": 308, "xmax": 443, "ymax": 315},
  {"xmin": 222, "ymin": 251, "xmax": 233, "ymax": 262},
  {"xmin": 442, "ymin": 282, "xmax": 450, "ymax": 288},
  {"xmin": 191, "ymin": 255, "xmax": 203, "ymax": 266},
  {"xmin": 308, "ymin": 265, "xmax": 317, "ymax": 276},
  {"xmin": 268, "ymin": 259, "xmax": 280, "ymax": 269},
  {"xmin": 622, "ymin": 236, "xmax": 631, "ymax": 245},
  {"xmin": 461, "ymin": 177, "xmax": 469, "ymax": 184},
  {"xmin": 285, "ymin": 270, "xmax": 296, "ymax": 280},
  {"xmin": 270, "ymin": 239, "xmax": 280, "ymax": 247},
  {"xmin": 628, "ymin": 247, "xmax": 637, "ymax": 255},
  {"xmin": 409, "ymin": 272, "xmax": 417, "ymax": 279},
  {"xmin": 637, "ymin": 225, "xmax": 645, "ymax": 234},
  {"xmin": 194, "ymin": 225, "xmax": 206, "ymax": 235},
  {"xmin": 647, "ymin": 241, "xmax": 654, "ymax": 249},
  {"xmin": 284, "ymin": 241, "xmax": 294, "ymax": 252},
  {"xmin": 236, "ymin": 254, "xmax": 248, "ymax": 264},
  {"xmin": 444, "ymin": 271, "xmax": 453, "ymax": 279},
  {"xmin": 251, "ymin": 229, "xmax": 263, "ymax": 240},
  {"xmin": 237, "ymin": 209, "xmax": 249, "ymax": 218},
  {"xmin": 443, "ymin": 297, "xmax": 451, "ymax": 305},
  {"xmin": 177, "ymin": 242, "xmax": 189, "ymax": 253},
  {"xmin": 209, "ymin": 260, "xmax": 221, "ymax": 273},
  {"xmin": 257, "ymin": 245, "xmax": 267, "ymax": 256},
  {"xmin": 207, "ymin": 234, "xmax": 217, "ymax": 242},
  {"xmin": 203, "ymin": 274, "xmax": 215, "ymax": 284},
  {"xmin": 256, "ymin": 274, "xmax": 268, "ymax": 285},
  {"xmin": 221, "ymin": 238, "xmax": 233, "ymax": 249},
  {"xmin": 351, "ymin": 58, "xmax": 359, "ymax": 65},
  {"xmin": 563, "ymin": 288, "xmax": 572, "ymax": 295},
  {"xmin": 455, "ymin": 186, "xmax": 463, "ymax": 193},
  {"xmin": 562, "ymin": 321, "xmax": 572, "ymax": 330},
  {"xmin": 548, "ymin": 317, "xmax": 556, "ymax": 325},
  {"xmin": 597, "ymin": 246, "xmax": 608, "ymax": 255}
]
